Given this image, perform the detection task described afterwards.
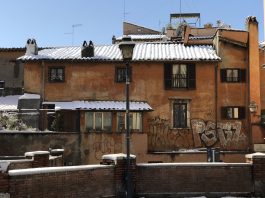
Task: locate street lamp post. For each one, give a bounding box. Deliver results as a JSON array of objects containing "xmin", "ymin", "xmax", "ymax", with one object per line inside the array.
[{"xmin": 119, "ymin": 36, "xmax": 135, "ymax": 198}]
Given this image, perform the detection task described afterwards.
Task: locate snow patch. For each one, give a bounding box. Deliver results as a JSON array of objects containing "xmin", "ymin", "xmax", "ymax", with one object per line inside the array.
[
  {"xmin": 138, "ymin": 162, "xmax": 250, "ymax": 167},
  {"xmin": 0, "ymin": 161, "xmax": 10, "ymax": 173},
  {"xmin": 8, "ymin": 164, "xmax": 111, "ymax": 176},
  {"xmin": 102, "ymin": 153, "xmax": 136, "ymax": 164},
  {"xmin": 19, "ymin": 93, "xmax": 40, "ymax": 100},
  {"xmin": 24, "ymin": 151, "xmax": 50, "ymax": 157}
]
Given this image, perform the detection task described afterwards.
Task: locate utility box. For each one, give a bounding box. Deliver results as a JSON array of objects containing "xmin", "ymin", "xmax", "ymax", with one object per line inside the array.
[{"xmin": 207, "ymin": 148, "xmax": 220, "ymax": 162}]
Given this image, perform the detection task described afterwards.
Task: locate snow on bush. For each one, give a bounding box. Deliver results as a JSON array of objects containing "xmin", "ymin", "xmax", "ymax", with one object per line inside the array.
[{"xmin": 0, "ymin": 112, "xmax": 28, "ymax": 131}]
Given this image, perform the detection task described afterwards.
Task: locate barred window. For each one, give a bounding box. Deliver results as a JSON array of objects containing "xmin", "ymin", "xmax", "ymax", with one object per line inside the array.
[
  {"xmin": 115, "ymin": 67, "xmax": 132, "ymax": 83},
  {"xmin": 48, "ymin": 67, "xmax": 65, "ymax": 82},
  {"xmin": 164, "ymin": 63, "xmax": 196, "ymax": 89}
]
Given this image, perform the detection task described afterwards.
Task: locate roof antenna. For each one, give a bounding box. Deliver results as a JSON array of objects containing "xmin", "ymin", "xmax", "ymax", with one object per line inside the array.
[
  {"xmin": 64, "ymin": 24, "xmax": 82, "ymax": 46},
  {"xmin": 179, "ymin": 0, "xmax": 182, "ymax": 24},
  {"xmin": 123, "ymin": 0, "xmax": 129, "ymax": 22}
]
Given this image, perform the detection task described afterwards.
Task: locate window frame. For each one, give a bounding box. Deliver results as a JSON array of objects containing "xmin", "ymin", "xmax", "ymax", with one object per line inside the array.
[
  {"xmin": 164, "ymin": 63, "xmax": 196, "ymax": 90},
  {"xmin": 0, "ymin": 81, "xmax": 5, "ymax": 89},
  {"xmin": 171, "ymin": 99, "xmax": 190, "ymax": 129},
  {"xmin": 48, "ymin": 67, "xmax": 65, "ymax": 83},
  {"xmin": 85, "ymin": 112, "xmax": 112, "ymax": 132},
  {"xmin": 115, "ymin": 66, "xmax": 132, "ymax": 83},
  {"xmin": 221, "ymin": 106, "xmax": 245, "ymax": 120},
  {"xmin": 220, "ymin": 68, "xmax": 246, "ymax": 83},
  {"xmin": 117, "ymin": 112, "xmax": 143, "ymax": 132}
]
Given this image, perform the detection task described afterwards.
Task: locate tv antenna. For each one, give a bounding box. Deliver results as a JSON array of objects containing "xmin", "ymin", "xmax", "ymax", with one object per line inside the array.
[
  {"xmin": 64, "ymin": 24, "xmax": 82, "ymax": 45},
  {"xmin": 123, "ymin": 0, "xmax": 129, "ymax": 22}
]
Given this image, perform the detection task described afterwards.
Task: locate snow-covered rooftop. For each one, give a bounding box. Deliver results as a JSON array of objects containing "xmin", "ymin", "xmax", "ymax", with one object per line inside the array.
[
  {"xmin": 43, "ymin": 100, "xmax": 153, "ymax": 111},
  {"xmin": 18, "ymin": 43, "xmax": 220, "ymax": 62},
  {"xmin": 116, "ymin": 34, "xmax": 168, "ymax": 41},
  {"xmin": 0, "ymin": 95, "xmax": 20, "ymax": 111},
  {"xmin": 19, "ymin": 93, "xmax": 40, "ymax": 100}
]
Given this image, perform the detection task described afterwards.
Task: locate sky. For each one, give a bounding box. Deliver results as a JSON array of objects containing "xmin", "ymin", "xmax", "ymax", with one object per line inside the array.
[{"xmin": 0, "ymin": 0, "xmax": 263, "ymax": 48}]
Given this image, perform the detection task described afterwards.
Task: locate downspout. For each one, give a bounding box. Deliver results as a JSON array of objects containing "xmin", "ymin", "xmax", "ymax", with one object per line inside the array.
[
  {"xmin": 41, "ymin": 61, "xmax": 45, "ymax": 102},
  {"xmin": 40, "ymin": 61, "xmax": 45, "ymax": 131},
  {"xmin": 247, "ymin": 45, "xmax": 253, "ymax": 152},
  {"xmin": 215, "ymin": 63, "xmax": 218, "ymax": 140}
]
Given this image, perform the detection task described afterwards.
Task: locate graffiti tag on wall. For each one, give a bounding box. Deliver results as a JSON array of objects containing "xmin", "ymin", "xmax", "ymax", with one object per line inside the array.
[
  {"xmin": 148, "ymin": 116, "xmax": 248, "ymax": 150},
  {"xmin": 191, "ymin": 119, "xmax": 247, "ymax": 148}
]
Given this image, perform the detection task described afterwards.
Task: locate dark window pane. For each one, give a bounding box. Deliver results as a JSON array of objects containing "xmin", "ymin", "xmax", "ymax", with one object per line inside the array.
[{"xmin": 173, "ymin": 103, "xmax": 187, "ymax": 128}]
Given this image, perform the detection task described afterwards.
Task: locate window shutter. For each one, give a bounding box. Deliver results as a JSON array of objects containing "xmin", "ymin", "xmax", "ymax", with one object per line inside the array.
[
  {"xmin": 221, "ymin": 107, "xmax": 227, "ymax": 119},
  {"xmin": 187, "ymin": 64, "xmax": 196, "ymax": 89},
  {"xmin": 239, "ymin": 69, "xmax": 246, "ymax": 82},
  {"xmin": 48, "ymin": 68, "xmax": 51, "ymax": 82},
  {"xmin": 238, "ymin": 107, "xmax": 245, "ymax": 119},
  {"xmin": 164, "ymin": 63, "xmax": 172, "ymax": 89},
  {"xmin": 220, "ymin": 69, "xmax": 226, "ymax": 82}
]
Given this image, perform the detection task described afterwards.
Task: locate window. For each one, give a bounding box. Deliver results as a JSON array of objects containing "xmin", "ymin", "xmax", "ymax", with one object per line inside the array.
[
  {"xmin": 115, "ymin": 67, "xmax": 132, "ymax": 83},
  {"xmin": 221, "ymin": 106, "xmax": 245, "ymax": 119},
  {"xmin": 48, "ymin": 67, "xmax": 65, "ymax": 82},
  {"xmin": 220, "ymin": 69, "xmax": 246, "ymax": 83},
  {"xmin": 117, "ymin": 112, "xmax": 142, "ymax": 132},
  {"xmin": 173, "ymin": 100, "xmax": 188, "ymax": 128},
  {"xmin": 164, "ymin": 63, "xmax": 196, "ymax": 89},
  {"xmin": 0, "ymin": 81, "xmax": 5, "ymax": 88},
  {"xmin": 85, "ymin": 112, "xmax": 112, "ymax": 131}
]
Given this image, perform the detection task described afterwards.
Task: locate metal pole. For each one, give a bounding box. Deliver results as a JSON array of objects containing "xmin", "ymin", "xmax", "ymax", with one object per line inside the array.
[{"xmin": 125, "ymin": 62, "xmax": 131, "ymax": 198}]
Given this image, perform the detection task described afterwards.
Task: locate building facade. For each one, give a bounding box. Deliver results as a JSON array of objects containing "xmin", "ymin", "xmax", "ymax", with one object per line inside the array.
[{"xmin": 16, "ymin": 17, "xmax": 265, "ymax": 164}]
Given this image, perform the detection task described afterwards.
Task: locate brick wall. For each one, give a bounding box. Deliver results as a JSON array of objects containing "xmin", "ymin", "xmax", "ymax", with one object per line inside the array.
[
  {"xmin": 136, "ymin": 163, "xmax": 253, "ymax": 197},
  {"xmin": 0, "ymin": 173, "xmax": 8, "ymax": 193},
  {"xmin": 246, "ymin": 153, "xmax": 265, "ymax": 196},
  {"xmin": 8, "ymin": 165, "xmax": 115, "ymax": 198}
]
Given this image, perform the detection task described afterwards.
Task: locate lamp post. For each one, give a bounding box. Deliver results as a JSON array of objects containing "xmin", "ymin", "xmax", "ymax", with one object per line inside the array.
[{"xmin": 119, "ymin": 36, "xmax": 135, "ymax": 198}]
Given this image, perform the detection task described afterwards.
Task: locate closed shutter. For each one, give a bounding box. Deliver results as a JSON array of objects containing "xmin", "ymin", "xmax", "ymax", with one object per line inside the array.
[
  {"xmin": 187, "ymin": 64, "xmax": 196, "ymax": 89},
  {"xmin": 238, "ymin": 69, "xmax": 246, "ymax": 82},
  {"xmin": 164, "ymin": 63, "xmax": 172, "ymax": 89},
  {"xmin": 220, "ymin": 69, "xmax": 226, "ymax": 82},
  {"xmin": 238, "ymin": 107, "xmax": 245, "ymax": 119},
  {"xmin": 221, "ymin": 107, "xmax": 227, "ymax": 119}
]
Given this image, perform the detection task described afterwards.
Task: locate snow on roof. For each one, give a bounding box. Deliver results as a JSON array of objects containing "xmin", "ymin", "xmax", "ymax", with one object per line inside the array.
[
  {"xmin": 116, "ymin": 34, "xmax": 168, "ymax": 41},
  {"xmin": 8, "ymin": 164, "xmax": 112, "ymax": 176},
  {"xmin": 18, "ymin": 43, "xmax": 220, "ymax": 62},
  {"xmin": 19, "ymin": 93, "xmax": 40, "ymax": 100},
  {"xmin": 0, "ymin": 95, "xmax": 20, "ymax": 111},
  {"xmin": 43, "ymin": 100, "xmax": 153, "ymax": 111}
]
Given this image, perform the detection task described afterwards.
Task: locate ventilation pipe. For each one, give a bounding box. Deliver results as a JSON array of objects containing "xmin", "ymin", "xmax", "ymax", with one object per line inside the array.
[{"xmin": 81, "ymin": 40, "xmax": 94, "ymax": 58}]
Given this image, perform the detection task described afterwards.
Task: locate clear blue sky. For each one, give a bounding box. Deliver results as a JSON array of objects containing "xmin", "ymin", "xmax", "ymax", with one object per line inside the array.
[{"xmin": 0, "ymin": 0, "xmax": 263, "ymax": 47}]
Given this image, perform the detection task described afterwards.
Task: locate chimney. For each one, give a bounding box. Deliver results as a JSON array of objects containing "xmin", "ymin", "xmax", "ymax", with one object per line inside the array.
[
  {"xmin": 81, "ymin": 40, "xmax": 94, "ymax": 58},
  {"xmin": 25, "ymin": 38, "xmax": 38, "ymax": 55}
]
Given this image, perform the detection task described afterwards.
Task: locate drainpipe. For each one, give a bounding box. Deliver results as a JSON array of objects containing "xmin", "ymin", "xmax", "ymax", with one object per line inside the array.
[
  {"xmin": 215, "ymin": 64, "xmax": 218, "ymax": 138},
  {"xmin": 41, "ymin": 61, "xmax": 45, "ymax": 102}
]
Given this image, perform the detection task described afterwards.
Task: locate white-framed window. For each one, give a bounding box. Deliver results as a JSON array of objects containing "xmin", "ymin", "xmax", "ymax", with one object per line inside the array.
[
  {"xmin": 117, "ymin": 112, "xmax": 142, "ymax": 132},
  {"xmin": 85, "ymin": 112, "xmax": 112, "ymax": 131}
]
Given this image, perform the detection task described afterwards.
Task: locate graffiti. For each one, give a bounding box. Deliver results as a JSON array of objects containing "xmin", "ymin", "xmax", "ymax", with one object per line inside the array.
[
  {"xmin": 191, "ymin": 119, "xmax": 247, "ymax": 148},
  {"xmin": 92, "ymin": 140, "xmax": 122, "ymax": 160},
  {"xmin": 148, "ymin": 116, "xmax": 193, "ymax": 151},
  {"xmin": 148, "ymin": 116, "xmax": 248, "ymax": 151}
]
